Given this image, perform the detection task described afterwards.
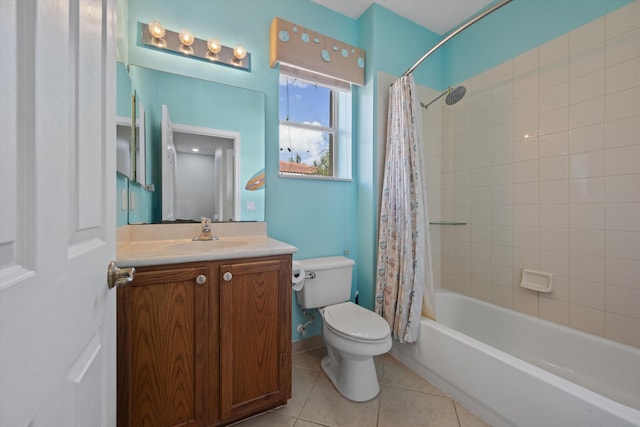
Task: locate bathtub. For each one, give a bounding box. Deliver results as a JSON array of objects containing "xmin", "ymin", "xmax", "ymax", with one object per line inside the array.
[{"xmin": 390, "ymin": 290, "xmax": 640, "ymax": 427}]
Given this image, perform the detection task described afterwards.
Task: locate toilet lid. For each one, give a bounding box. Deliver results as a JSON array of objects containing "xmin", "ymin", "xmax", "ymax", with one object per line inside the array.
[{"xmin": 323, "ymin": 302, "xmax": 390, "ymax": 341}]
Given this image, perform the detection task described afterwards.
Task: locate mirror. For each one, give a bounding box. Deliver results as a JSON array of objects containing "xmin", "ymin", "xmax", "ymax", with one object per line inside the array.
[
  {"xmin": 116, "ymin": 62, "xmax": 132, "ymax": 179},
  {"xmin": 118, "ymin": 65, "xmax": 265, "ymax": 223}
]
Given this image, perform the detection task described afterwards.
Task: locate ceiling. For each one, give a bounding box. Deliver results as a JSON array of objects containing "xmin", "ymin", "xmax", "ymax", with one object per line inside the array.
[
  {"xmin": 174, "ymin": 133, "xmax": 233, "ymax": 156},
  {"xmin": 311, "ymin": 0, "xmax": 494, "ymax": 35}
]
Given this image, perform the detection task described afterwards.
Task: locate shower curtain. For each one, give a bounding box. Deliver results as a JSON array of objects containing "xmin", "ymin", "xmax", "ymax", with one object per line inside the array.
[{"xmin": 375, "ymin": 74, "xmax": 435, "ymax": 344}]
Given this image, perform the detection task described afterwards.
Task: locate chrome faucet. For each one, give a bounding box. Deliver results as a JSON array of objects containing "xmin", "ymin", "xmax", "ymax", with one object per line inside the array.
[{"xmin": 193, "ymin": 217, "xmax": 217, "ymax": 241}]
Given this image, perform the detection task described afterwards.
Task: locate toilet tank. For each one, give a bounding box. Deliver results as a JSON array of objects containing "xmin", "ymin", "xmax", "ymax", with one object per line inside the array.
[{"xmin": 294, "ymin": 256, "xmax": 355, "ymax": 309}]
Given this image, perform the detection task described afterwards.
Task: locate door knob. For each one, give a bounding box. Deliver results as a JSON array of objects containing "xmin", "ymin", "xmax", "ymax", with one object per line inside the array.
[
  {"xmin": 223, "ymin": 272, "xmax": 232, "ymax": 282},
  {"xmin": 107, "ymin": 261, "xmax": 135, "ymax": 289},
  {"xmin": 196, "ymin": 274, "xmax": 207, "ymax": 285}
]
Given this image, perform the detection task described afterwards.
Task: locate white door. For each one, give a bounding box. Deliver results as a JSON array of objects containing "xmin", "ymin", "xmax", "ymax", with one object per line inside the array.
[
  {"xmin": 0, "ymin": 0, "xmax": 116, "ymax": 426},
  {"xmin": 162, "ymin": 104, "xmax": 177, "ymax": 221}
]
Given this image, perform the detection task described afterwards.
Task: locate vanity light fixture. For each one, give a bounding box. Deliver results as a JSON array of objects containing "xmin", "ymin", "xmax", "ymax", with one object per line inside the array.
[{"xmin": 140, "ymin": 22, "xmax": 251, "ymax": 71}]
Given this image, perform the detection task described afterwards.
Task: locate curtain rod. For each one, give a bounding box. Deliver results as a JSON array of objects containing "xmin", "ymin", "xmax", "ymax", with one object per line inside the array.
[{"xmin": 402, "ymin": 0, "xmax": 513, "ymax": 77}]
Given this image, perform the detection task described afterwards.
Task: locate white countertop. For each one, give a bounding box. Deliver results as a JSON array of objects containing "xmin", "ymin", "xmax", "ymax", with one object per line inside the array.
[{"xmin": 117, "ymin": 222, "xmax": 297, "ymax": 267}]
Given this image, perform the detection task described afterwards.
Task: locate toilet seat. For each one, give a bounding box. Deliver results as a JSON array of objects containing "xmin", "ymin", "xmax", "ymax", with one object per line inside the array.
[{"xmin": 323, "ymin": 302, "xmax": 391, "ymax": 343}]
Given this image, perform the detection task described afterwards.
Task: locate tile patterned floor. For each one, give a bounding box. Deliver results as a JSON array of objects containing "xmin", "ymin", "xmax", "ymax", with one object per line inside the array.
[{"xmin": 231, "ymin": 347, "xmax": 490, "ymax": 427}]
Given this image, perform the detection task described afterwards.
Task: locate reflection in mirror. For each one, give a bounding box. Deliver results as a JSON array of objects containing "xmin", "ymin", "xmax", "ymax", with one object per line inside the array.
[
  {"xmin": 116, "ymin": 63, "xmax": 134, "ymax": 180},
  {"xmin": 134, "ymin": 98, "xmax": 146, "ymax": 186},
  {"xmin": 161, "ymin": 105, "xmax": 239, "ymax": 222},
  {"xmin": 122, "ymin": 65, "xmax": 265, "ymax": 223},
  {"xmin": 115, "ymin": 63, "xmax": 146, "ymax": 186},
  {"xmin": 116, "ymin": 116, "xmax": 134, "ymax": 179},
  {"xmin": 116, "ymin": 99, "xmax": 146, "ymax": 184}
]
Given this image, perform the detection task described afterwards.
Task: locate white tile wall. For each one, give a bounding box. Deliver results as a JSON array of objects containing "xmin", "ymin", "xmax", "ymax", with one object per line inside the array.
[
  {"xmin": 438, "ymin": 1, "xmax": 640, "ymax": 349},
  {"xmin": 539, "ymin": 296, "xmax": 569, "ymax": 325},
  {"xmin": 569, "ymin": 18, "xmax": 604, "ymax": 54}
]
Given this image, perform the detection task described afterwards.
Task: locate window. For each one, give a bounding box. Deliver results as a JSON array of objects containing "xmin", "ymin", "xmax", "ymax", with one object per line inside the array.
[{"xmin": 278, "ymin": 69, "xmax": 351, "ymax": 180}]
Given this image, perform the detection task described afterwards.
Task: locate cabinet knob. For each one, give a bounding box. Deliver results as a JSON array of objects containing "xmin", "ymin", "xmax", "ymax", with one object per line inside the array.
[
  {"xmin": 196, "ymin": 274, "xmax": 207, "ymax": 285},
  {"xmin": 223, "ymin": 272, "xmax": 232, "ymax": 282}
]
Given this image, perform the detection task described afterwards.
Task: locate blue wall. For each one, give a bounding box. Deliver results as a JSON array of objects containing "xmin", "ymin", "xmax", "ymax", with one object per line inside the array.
[
  {"xmin": 116, "ymin": 62, "xmax": 132, "ymax": 117},
  {"xmin": 123, "ymin": 0, "xmax": 631, "ymax": 341}
]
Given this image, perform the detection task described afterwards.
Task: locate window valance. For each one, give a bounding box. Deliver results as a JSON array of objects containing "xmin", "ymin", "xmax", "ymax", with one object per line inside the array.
[{"xmin": 270, "ymin": 17, "xmax": 366, "ymax": 86}]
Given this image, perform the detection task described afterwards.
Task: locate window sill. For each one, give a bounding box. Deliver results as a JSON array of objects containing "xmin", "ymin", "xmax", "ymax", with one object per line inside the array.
[{"xmin": 279, "ymin": 172, "xmax": 352, "ymax": 182}]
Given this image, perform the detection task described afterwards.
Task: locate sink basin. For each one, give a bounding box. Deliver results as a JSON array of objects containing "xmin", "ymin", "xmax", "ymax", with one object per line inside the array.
[
  {"xmin": 167, "ymin": 239, "xmax": 249, "ymax": 251},
  {"xmin": 124, "ymin": 238, "xmax": 250, "ymax": 256}
]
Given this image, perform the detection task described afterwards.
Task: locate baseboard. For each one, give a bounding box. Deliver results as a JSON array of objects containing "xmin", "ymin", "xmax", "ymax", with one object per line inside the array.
[{"xmin": 292, "ymin": 335, "xmax": 323, "ymax": 353}]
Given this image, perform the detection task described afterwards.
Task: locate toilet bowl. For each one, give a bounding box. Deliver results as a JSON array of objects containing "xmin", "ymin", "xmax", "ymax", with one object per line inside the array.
[
  {"xmin": 319, "ymin": 302, "xmax": 392, "ymax": 402},
  {"xmin": 292, "ymin": 257, "xmax": 392, "ymax": 402}
]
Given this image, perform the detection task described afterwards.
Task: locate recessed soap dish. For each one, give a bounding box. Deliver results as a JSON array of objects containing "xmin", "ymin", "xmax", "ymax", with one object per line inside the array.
[{"xmin": 520, "ymin": 269, "xmax": 553, "ymax": 293}]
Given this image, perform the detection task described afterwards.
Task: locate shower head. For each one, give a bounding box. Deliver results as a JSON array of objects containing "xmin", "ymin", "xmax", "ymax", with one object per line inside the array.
[
  {"xmin": 446, "ymin": 85, "xmax": 466, "ymax": 105},
  {"xmin": 421, "ymin": 85, "xmax": 467, "ymax": 109}
]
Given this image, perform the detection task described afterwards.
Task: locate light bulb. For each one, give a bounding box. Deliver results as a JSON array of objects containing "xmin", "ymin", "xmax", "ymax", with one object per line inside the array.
[
  {"xmin": 233, "ymin": 44, "xmax": 247, "ymax": 60},
  {"xmin": 148, "ymin": 20, "xmax": 165, "ymax": 39},
  {"xmin": 207, "ymin": 38, "xmax": 222, "ymax": 54},
  {"xmin": 178, "ymin": 29, "xmax": 194, "ymax": 46}
]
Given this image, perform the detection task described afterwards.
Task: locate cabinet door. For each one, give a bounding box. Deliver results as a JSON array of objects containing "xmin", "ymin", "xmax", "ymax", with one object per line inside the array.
[
  {"xmin": 219, "ymin": 257, "xmax": 291, "ymax": 422},
  {"xmin": 118, "ymin": 265, "xmax": 209, "ymax": 427}
]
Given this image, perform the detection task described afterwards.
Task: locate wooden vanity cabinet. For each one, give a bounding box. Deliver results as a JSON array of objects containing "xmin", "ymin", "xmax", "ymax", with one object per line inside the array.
[
  {"xmin": 218, "ymin": 257, "xmax": 292, "ymax": 423},
  {"xmin": 117, "ymin": 255, "xmax": 291, "ymax": 427},
  {"xmin": 117, "ymin": 264, "xmax": 209, "ymax": 427}
]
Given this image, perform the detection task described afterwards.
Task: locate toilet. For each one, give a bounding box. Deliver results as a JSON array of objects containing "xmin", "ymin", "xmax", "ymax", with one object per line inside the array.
[{"xmin": 292, "ymin": 256, "xmax": 392, "ymax": 402}]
